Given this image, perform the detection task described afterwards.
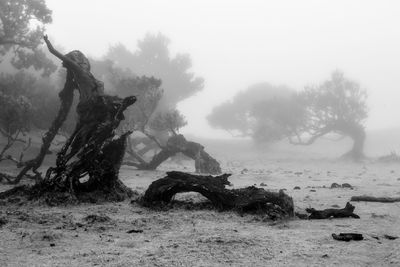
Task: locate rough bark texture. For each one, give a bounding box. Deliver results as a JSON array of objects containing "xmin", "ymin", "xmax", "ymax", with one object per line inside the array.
[
  {"xmin": 141, "ymin": 171, "xmax": 294, "ymax": 219},
  {"xmin": 2, "ymin": 37, "xmax": 136, "ymax": 203},
  {"xmin": 351, "ymin": 195, "xmax": 400, "ymax": 203},
  {"xmin": 306, "ymin": 202, "xmax": 360, "ymax": 219},
  {"xmin": 126, "ymin": 134, "xmax": 221, "ymax": 174}
]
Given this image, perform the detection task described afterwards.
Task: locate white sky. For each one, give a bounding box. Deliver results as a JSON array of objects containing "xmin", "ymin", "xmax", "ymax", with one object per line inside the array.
[{"xmin": 46, "ymin": 0, "xmax": 400, "ymax": 138}]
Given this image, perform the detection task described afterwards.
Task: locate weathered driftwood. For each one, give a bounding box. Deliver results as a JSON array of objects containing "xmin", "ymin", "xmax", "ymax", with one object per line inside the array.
[
  {"xmin": 141, "ymin": 171, "xmax": 294, "ymax": 218},
  {"xmin": 306, "ymin": 202, "xmax": 360, "ymax": 219},
  {"xmin": 351, "ymin": 195, "xmax": 400, "ymax": 203},
  {"xmin": 125, "ymin": 134, "xmax": 221, "ymax": 174}
]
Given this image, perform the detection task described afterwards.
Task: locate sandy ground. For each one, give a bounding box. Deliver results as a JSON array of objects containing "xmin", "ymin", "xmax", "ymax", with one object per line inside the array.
[{"xmin": 0, "ymin": 157, "xmax": 400, "ymax": 266}]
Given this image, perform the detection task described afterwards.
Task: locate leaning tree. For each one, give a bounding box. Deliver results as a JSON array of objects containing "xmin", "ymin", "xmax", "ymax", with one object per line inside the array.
[
  {"xmin": 289, "ymin": 70, "xmax": 368, "ymax": 160},
  {"xmin": 101, "ymin": 67, "xmax": 221, "ymax": 174},
  {"xmin": 87, "ymin": 54, "xmax": 221, "ymax": 174},
  {"xmin": 207, "ymin": 83, "xmax": 298, "ymax": 141},
  {"xmin": 1, "ymin": 36, "xmax": 136, "ymax": 202}
]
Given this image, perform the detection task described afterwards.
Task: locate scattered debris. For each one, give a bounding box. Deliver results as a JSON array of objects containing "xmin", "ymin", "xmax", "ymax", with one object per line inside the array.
[
  {"xmin": 330, "ymin": 183, "xmax": 352, "ymax": 189},
  {"xmin": 306, "ymin": 202, "xmax": 360, "ymax": 219},
  {"xmin": 341, "ymin": 183, "xmax": 353, "ymax": 189},
  {"xmin": 384, "ymin": 235, "xmax": 398, "ymax": 240},
  {"xmin": 378, "ymin": 151, "xmax": 400, "ymax": 162},
  {"xmin": 370, "ymin": 213, "xmax": 387, "ymax": 219},
  {"xmin": 126, "ymin": 229, "xmax": 144, "ymax": 234},
  {"xmin": 0, "ymin": 217, "xmax": 8, "ymax": 227},
  {"xmin": 351, "ymin": 195, "xmax": 400, "ymax": 203},
  {"xmin": 84, "ymin": 214, "xmax": 111, "ymax": 224},
  {"xmin": 332, "ymin": 233, "xmax": 363, "ymax": 242}
]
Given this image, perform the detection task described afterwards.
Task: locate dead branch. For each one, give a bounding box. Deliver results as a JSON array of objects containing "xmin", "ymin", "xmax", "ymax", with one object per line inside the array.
[
  {"xmin": 126, "ymin": 134, "xmax": 221, "ymax": 174},
  {"xmin": 351, "ymin": 195, "xmax": 400, "ymax": 203},
  {"xmin": 306, "ymin": 202, "xmax": 360, "ymax": 219}
]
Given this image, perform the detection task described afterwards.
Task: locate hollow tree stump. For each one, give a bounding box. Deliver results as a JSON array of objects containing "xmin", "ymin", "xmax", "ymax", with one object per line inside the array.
[{"xmin": 142, "ymin": 171, "xmax": 294, "ymax": 219}]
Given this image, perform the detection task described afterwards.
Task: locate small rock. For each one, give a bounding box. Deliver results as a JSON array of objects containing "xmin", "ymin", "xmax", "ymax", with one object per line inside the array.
[
  {"xmin": 310, "ymin": 189, "xmax": 316, "ymax": 192},
  {"xmin": 342, "ymin": 183, "xmax": 353, "ymax": 188},
  {"xmin": 330, "ymin": 183, "xmax": 341, "ymax": 188},
  {"xmin": 84, "ymin": 214, "xmax": 110, "ymax": 224},
  {"xmin": 293, "ymin": 186, "xmax": 301, "ymax": 190},
  {"xmin": 50, "ymin": 243, "xmax": 55, "ymax": 247},
  {"xmin": 0, "ymin": 217, "xmax": 8, "ymax": 227},
  {"xmin": 294, "ymin": 172, "xmax": 303, "ymax": 176},
  {"xmin": 260, "ymin": 182, "xmax": 267, "ymax": 187},
  {"xmin": 331, "ymin": 204, "xmax": 340, "ymax": 208},
  {"xmin": 321, "ymin": 254, "xmax": 329, "ymax": 258},
  {"xmin": 126, "ymin": 229, "xmax": 143, "ymax": 234}
]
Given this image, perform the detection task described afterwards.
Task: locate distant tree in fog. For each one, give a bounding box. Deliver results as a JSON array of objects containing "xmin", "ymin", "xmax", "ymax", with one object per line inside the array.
[
  {"xmin": 149, "ymin": 109, "xmax": 187, "ymax": 136},
  {"xmin": 0, "ymin": 0, "xmax": 56, "ymax": 76},
  {"xmin": 207, "ymin": 83, "xmax": 300, "ymax": 141},
  {"xmin": 105, "ymin": 33, "xmax": 204, "ymax": 109},
  {"xmin": 290, "ymin": 70, "xmax": 368, "ymax": 160},
  {"xmin": 251, "ymin": 95, "xmax": 305, "ymax": 143}
]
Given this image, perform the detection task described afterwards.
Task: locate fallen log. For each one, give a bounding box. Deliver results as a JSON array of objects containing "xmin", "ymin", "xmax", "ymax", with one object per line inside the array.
[
  {"xmin": 141, "ymin": 171, "xmax": 294, "ymax": 219},
  {"xmin": 306, "ymin": 202, "xmax": 360, "ymax": 219},
  {"xmin": 351, "ymin": 195, "xmax": 400, "ymax": 203},
  {"xmin": 332, "ymin": 233, "xmax": 363, "ymax": 242}
]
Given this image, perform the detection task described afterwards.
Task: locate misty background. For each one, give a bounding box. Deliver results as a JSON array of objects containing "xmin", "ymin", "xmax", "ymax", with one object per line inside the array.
[{"xmin": 44, "ymin": 0, "xmax": 400, "ymax": 140}]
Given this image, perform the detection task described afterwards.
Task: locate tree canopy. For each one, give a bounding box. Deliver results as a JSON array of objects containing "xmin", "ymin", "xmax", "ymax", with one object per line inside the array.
[
  {"xmin": 207, "ymin": 71, "xmax": 368, "ymax": 159},
  {"xmin": 207, "ymin": 83, "xmax": 297, "ymax": 140},
  {"xmin": 105, "ymin": 33, "xmax": 204, "ymax": 110},
  {"xmin": 291, "ymin": 70, "xmax": 368, "ymax": 159},
  {"xmin": 0, "ymin": 0, "xmax": 56, "ymax": 76}
]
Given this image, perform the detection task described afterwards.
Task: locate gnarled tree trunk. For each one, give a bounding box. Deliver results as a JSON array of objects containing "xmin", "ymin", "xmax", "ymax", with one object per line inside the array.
[
  {"xmin": 142, "ymin": 171, "xmax": 294, "ymax": 219},
  {"xmin": 341, "ymin": 123, "xmax": 366, "ymax": 160},
  {"xmin": 1, "ymin": 37, "xmax": 136, "ymax": 203},
  {"xmin": 125, "ymin": 134, "xmax": 221, "ymax": 174}
]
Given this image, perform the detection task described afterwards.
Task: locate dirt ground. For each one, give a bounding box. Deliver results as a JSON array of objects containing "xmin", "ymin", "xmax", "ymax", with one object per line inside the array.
[{"xmin": 1, "ymin": 157, "xmax": 400, "ymax": 266}]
